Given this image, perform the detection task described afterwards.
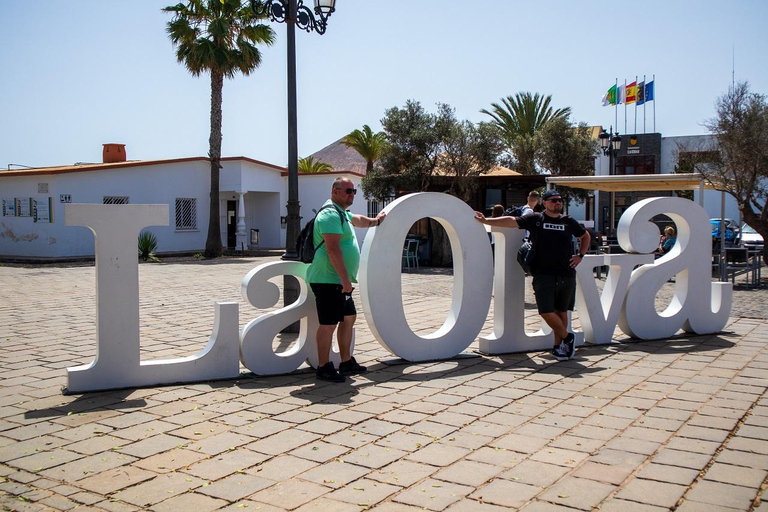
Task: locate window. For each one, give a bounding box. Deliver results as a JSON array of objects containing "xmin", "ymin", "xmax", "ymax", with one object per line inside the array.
[
  {"xmin": 103, "ymin": 196, "xmax": 129, "ymax": 204},
  {"xmin": 367, "ymin": 197, "xmax": 394, "ymax": 218},
  {"xmin": 175, "ymin": 198, "xmax": 197, "ymax": 230}
]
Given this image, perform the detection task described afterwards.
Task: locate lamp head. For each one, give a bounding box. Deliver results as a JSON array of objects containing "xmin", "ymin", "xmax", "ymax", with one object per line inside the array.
[{"xmin": 314, "ymin": 0, "xmax": 336, "ymax": 16}]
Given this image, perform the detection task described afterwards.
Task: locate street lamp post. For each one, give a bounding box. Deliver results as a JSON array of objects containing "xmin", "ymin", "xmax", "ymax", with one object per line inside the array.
[
  {"xmin": 251, "ymin": 0, "xmax": 336, "ymax": 330},
  {"xmin": 599, "ymin": 127, "xmax": 622, "ymax": 235}
]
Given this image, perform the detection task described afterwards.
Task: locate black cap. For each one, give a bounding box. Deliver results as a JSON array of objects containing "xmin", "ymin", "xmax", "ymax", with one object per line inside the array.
[{"xmin": 542, "ymin": 190, "xmax": 561, "ymax": 201}]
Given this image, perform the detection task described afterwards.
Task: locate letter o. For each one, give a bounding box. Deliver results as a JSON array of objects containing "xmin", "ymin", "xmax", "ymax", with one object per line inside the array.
[{"xmin": 359, "ymin": 192, "xmax": 493, "ymax": 361}]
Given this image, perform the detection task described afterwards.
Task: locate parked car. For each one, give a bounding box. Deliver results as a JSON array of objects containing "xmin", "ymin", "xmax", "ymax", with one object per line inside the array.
[
  {"xmin": 710, "ymin": 218, "xmax": 739, "ymax": 245},
  {"xmin": 740, "ymin": 224, "xmax": 764, "ymax": 249}
]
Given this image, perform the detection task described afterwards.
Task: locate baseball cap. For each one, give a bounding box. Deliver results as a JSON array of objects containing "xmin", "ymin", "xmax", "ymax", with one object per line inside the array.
[{"xmin": 541, "ymin": 190, "xmax": 561, "ymax": 201}]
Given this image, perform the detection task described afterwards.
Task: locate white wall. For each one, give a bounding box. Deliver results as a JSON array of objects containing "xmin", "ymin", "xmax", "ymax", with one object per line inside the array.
[
  {"xmin": 0, "ymin": 158, "xmax": 297, "ymax": 259},
  {"xmin": 298, "ymin": 173, "xmax": 366, "ymax": 245}
]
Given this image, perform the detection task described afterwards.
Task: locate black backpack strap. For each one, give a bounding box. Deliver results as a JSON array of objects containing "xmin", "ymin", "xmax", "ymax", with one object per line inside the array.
[{"xmin": 314, "ymin": 204, "xmax": 346, "ymax": 251}]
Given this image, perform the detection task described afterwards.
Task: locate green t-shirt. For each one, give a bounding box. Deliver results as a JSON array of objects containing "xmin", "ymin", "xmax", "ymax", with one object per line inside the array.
[{"xmin": 306, "ymin": 200, "xmax": 359, "ymax": 284}]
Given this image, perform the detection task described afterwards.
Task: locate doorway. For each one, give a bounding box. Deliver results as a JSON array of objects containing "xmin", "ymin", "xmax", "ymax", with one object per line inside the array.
[{"xmin": 227, "ymin": 200, "xmax": 237, "ymax": 249}]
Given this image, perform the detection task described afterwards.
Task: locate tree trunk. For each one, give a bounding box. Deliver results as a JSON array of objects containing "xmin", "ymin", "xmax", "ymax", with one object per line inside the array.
[{"xmin": 204, "ymin": 68, "xmax": 224, "ymax": 258}]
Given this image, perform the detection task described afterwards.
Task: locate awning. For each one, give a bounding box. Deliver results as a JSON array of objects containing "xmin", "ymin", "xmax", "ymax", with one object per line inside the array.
[{"xmin": 545, "ymin": 173, "xmax": 722, "ymax": 192}]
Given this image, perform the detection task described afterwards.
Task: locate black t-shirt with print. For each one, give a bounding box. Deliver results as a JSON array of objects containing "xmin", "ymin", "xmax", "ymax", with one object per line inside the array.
[{"xmin": 516, "ymin": 213, "xmax": 586, "ymax": 277}]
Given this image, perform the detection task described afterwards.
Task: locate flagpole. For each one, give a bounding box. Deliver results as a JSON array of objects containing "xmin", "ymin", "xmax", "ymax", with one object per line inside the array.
[
  {"xmin": 624, "ymin": 79, "xmax": 627, "ymax": 134},
  {"xmin": 614, "ymin": 78, "xmax": 618, "ymax": 131},
  {"xmin": 653, "ymin": 74, "xmax": 656, "ymax": 133},
  {"xmin": 643, "ymin": 74, "xmax": 647, "ymax": 134},
  {"xmin": 634, "ymin": 75, "xmax": 638, "ymax": 134}
]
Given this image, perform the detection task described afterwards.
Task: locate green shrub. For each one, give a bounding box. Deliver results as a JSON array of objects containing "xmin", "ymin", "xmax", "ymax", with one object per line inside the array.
[{"xmin": 138, "ymin": 231, "xmax": 160, "ymax": 262}]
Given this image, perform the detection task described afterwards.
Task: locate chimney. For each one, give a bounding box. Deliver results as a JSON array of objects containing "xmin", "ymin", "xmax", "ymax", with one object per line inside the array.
[{"xmin": 103, "ymin": 143, "xmax": 126, "ymax": 163}]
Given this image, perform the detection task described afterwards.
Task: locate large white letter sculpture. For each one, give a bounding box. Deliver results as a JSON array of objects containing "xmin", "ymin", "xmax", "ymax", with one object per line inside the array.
[
  {"xmin": 64, "ymin": 204, "xmax": 240, "ymax": 393},
  {"xmin": 240, "ymin": 261, "xmax": 351, "ymax": 374},
  {"xmin": 616, "ymin": 197, "xmax": 732, "ymax": 339},
  {"xmin": 64, "ymin": 196, "xmax": 733, "ymax": 392},
  {"xmin": 359, "ymin": 193, "xmax": 493, "ymax": 361}
]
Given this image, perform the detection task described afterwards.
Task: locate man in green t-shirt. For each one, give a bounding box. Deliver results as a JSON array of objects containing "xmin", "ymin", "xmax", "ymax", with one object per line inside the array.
[{"xmin": 308, "ymin": 177, "xmax": 387, "ymax": 382}]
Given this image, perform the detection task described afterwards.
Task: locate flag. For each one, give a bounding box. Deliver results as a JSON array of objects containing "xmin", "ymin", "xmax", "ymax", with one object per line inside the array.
[
  {"xmin": 636, "ymin": 81, "xmax": 645, "ymax": 105},
  {"xmin": 618, "ymin": 84, "xmax": 626, "ymax": 104},
  {"xmin": 645, "ymin": 80, "xmax": 655, "ymax": 102},
  {"xmin": 626, "ymin": 81, "xmax": 637, "ymax": 104},
  {"xmin": 602, "ymin": 84, "xmax": 617, "ymax": 106}
]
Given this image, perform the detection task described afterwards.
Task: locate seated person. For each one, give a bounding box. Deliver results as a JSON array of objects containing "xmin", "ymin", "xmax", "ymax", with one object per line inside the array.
[{"xmin": 658, "ymin": 226, "xmax": 676, "ymax": 255}]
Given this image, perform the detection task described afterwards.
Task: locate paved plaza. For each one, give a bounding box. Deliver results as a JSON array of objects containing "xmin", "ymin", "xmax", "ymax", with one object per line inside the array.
[{"xmin": 2, "ymin": 256, "xmax": 768, "ymax": 511}]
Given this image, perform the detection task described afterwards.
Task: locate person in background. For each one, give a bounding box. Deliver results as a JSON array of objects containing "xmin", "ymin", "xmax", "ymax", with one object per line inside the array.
[{"xmin": 658, "ymin": 225, "xmax": 676, "ymax": 255}]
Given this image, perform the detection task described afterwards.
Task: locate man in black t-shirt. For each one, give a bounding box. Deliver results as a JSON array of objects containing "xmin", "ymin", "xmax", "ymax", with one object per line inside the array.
[{"xmin": 475, "ymin": 189, "xmax": 590, "ymax": 361}]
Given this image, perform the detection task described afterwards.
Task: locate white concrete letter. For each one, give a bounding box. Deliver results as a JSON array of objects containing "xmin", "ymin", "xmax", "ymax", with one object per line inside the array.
[
  {"xmin": 360, "ymin": 193, "xmax": 492, "ymax": 361},
  {"xmin": 64, "ymin": 204, "xmax": 240, "ymax": 393},
  {"xmin": 240, "ymin": 261, "xmax": 351, "ymax": 374},
  {"xmin": 617, "ymin": 197, "xmax": 732, "ymax": 339}
]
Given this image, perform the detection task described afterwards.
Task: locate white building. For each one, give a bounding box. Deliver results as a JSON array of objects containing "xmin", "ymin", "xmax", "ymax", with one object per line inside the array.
[
  {"xmin": 0, "ymin": 145, "xmax": 365, "ymax": 260},
  {"xmin": 567, "ymin": 132, "xmax": 739, "ymax": 231}
]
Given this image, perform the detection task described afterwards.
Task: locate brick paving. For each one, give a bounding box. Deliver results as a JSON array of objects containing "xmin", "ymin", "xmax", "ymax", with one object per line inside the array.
[{"xmin": 1, "ymin": 256, "xmax": 768, "ymax": 511}]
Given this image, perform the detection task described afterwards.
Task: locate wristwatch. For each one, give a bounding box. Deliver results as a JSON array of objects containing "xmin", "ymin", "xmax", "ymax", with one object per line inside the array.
[{"xmin": 577, "ymin": 253, "xmax": 585, "ymax": 258}]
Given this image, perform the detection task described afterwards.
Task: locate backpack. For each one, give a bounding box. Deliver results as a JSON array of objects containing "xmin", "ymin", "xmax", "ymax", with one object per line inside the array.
[
  {"xmin": 296, "ymin": 204, "xmax": 345, "ymax": 264},
  {"xmin": 504, "ymin": 205, "xmax": 525, "ymax": 217},
  {"xmin": 516, "ymin": 214, "xmax": 542, "ymax": 274}
]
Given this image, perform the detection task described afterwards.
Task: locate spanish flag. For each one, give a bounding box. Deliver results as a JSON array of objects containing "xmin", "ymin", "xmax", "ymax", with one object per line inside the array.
[{"xmin": 626, "ymin": 81, "xmax": 637, "ymax": 104}]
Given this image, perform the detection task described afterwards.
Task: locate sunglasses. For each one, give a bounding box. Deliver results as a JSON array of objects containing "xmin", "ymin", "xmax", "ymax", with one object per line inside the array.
[
  {"xmin": 337, "ymin": 187, "xmax": 357, "ymax": 195},
  {"xmin": 547, "ymin": 197, "xmax": 563, "ymax": 203}
]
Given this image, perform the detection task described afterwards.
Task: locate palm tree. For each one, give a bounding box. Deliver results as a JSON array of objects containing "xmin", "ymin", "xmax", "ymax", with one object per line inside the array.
[
  {"xmin": 164, "ymin": 0, "xmax": 274, "ymax": 258},
  {"xmin": 298, "ymin": 156, "xmax": 334, "ymax": 173},
  {"xmin": 341, "ymin": 124, "xmax": 387, "ymax": 173},
  {"xmin": 481, "ymin": 92, "xmax": 570, "ymax": 175}
]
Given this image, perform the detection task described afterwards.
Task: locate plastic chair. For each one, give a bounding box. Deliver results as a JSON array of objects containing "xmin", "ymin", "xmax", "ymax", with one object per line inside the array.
[{"xmin": 402, "ymin": 239, "xmax": 419, "ymax": 272}]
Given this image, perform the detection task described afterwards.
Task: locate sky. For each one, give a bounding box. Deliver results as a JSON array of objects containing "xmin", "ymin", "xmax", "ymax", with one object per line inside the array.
[{"xmin": 2, "ymin": 0, "xmax": 768, "ymax": 170}]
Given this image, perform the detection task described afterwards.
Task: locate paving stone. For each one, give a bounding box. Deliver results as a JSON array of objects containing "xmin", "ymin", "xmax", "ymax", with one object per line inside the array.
[
  {"xmin": 530, "ymin": 446, "xmax": 589, "ymax": 468},
  {"xmin": 328, "ymin": 477, "xmax": 399, "ymax": 507},
  {"xmin": 539, "ymin": 476, "xmax": 616, "ymax": 510},
  {"xmin": 341, "ymin": 444, "xmax": 406, "ymax": 469},
  {"xmin": 598, "ymin": 498, "xmax": 672, "ymax": 511},
  {"xmin": 615, "ymin": 479, "xmax": 687, "ymax": 509},
  {"xmin": 368, "ymin": 460, "xmax": 437, "ymax": 487},
  {"xmin": 686, "ymin": 479, "xmax": 758, "ymax": 509},
  {"xmin": 290, "ymin": 440, "xmax": 349, "ymax": 463},
  {"xmin": 572, "ymin": 461, "xmax": 631, "ymax": 486},
  {"xmin": 78, "ymin": 465, "xmax": 156, "ymax": 494},
  {"xmin": 111, "ymin": 472, "xmax": 205, "ymax": 507},
  {"xmin": 704, "ymin": 462, "xmax": 767, "ymax": 488},
  {"xmin": 500, "ymin": 459, "xmax": 570, "ymax": 487},
  {"xmin": 395, "ymin": 478, "xmax": 473, "ymax": 510},
  {"xmin": 116, "ymin": 433, "xmax": 188, "ymax": 458},
  {"xmin": 247, "ymin": 429, "xmax": 321, "ymax": 456},
  {"xmin": 292, "ymin": 497, "xmax": 365, "ymax": 512},
  {"xmin": 249, "ymin": 478, "xmax": 328, "ymax": 509},
  {"xmin": 182, "ymin": 448, "xmax": 269, "ymax": 480},
  {"xmin": 197, "ymin": 472, "xmax": 273, "ymax": 501},
  {"xmin": 406, "ymin": 443, "xmax": 470, "ymax": 467},
  {"xmin": 636, "ymin": 462, "xmax": 699, "ymax": 486},
  {"xmin": 299, "ymin": 459, "xmax": 369, "ymax": 488},
  {"xmin": 132, "ymin": 447, "xmax": 208, "ymax": 473},
  {"xmin": 432, "ymin": 460, "xmax": 503, "ymax": 487},
  {"xmin": 149, "ymin": 492, "xmax": 228, "ymax": 512},
  {"xmin": 652, "ymin": 447, "xmax": 712, "ymax": 470},
  {"xmin": 469, "ymin": 478, "xmax": 541, "ymax": 509}
]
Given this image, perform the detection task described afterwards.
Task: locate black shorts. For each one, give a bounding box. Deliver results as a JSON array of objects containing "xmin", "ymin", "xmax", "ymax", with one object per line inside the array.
[
  {"xmin": 532, "ymin": 275, "xmax": 576, "ymax": 315},
  {"xmin": 310, "ymin": 283, "xmax": 357, "ymax": 325}
]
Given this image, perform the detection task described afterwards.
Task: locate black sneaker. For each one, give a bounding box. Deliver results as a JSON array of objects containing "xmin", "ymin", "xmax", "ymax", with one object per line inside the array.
[
  {"xmin": 563, "ymin": 333, "xmax": 575, "ymax": 360},
  {"xmin": 552, "ymin": 343, "xmax": 569, "ymax": 362},
  {"xmin": 338, "ymin": 356, "xmax": 367, "ymax": 376},
  {"xmin": 316, "ymin": 362, "xmax": 345, "ymax": 383}
]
